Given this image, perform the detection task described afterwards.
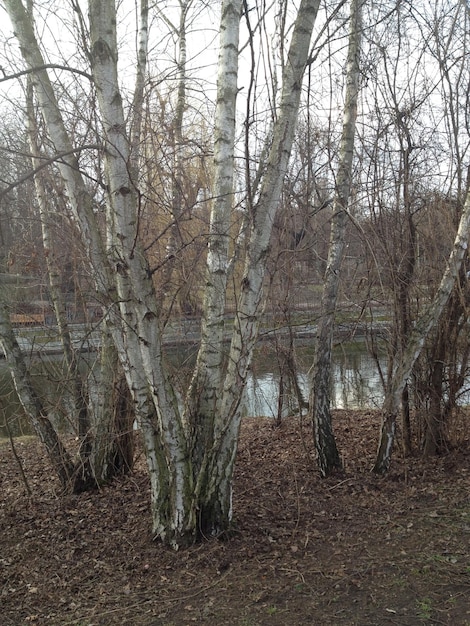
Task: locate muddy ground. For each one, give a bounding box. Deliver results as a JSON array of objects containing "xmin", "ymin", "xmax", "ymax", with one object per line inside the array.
[{"xmin": 1, "ymin": 410, "xmax": 470, "ymax": 625}]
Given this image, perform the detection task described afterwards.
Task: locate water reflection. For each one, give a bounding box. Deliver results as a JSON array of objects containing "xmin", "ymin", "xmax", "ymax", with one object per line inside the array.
[
  {"xmin": 0, "ymin": 339, "xmax": 386, "ymax": 437},
  {"xmin": 3, "ymin": 336, "xmax": 469, "ymax": 438},
  {"xmin": 0, "ymin": 353, "xmax": 96, "ymax": 438},
  {"xmin": 244, "ymin": 341, "xmax": 385, "ymax": 418}
]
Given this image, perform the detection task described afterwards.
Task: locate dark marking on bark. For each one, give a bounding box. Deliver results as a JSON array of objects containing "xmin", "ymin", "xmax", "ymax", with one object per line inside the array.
[
  {"xmin": 143, "ymin": 310, "xmax": 157, "ymax": 322},
  {"xmin": 91, "ymin": 40, "xmax": 111, "ymax": 62},
  {"xmin": 110, "ymin": 116, "xmax": 124, "ymax": 132},
  {"xmin": 115, "ymin": 262, "xmax": 128, "ymax": 275}
]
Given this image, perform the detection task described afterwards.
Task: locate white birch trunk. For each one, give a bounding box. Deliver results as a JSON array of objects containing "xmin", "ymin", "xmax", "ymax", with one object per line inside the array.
[
  {"xmin": 195, "ymin": 0, "xmax": 322, "ymax": 535},
  {"xmin": 310, "ymin": 0, "xmax": 362, "ymax": 476},
  {"xmin": 7, "ymin": 0, "xmax": 135, "ymax": 488},
  {"xmin": 6, "ymin": 0, "xmax": 328, "ymax": 544},
  {"xmin": 185, "ymin": 0, "xmax": 243, "ymax": 475},
  {"xmin": 88, "ymin": 0, "xmax": 194, "ymax": 546},
  {"xmin": 5, "ymin": 0, "xmax": 192, "ymax": 544}
]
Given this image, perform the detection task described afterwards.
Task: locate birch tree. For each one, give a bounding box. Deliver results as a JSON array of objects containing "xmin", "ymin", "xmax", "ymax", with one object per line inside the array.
[
  {"xmin": 360, "ymin": 0, "xmax": 470, "ymax": 472},
  {"xmin": 3, "ymin": 0, "xmax": 321, "ymax": 546},
  {"xmin": 188, "ymin": 0, "xmax": 322, "ymax": 533},
  {"xmin": 309, "ymin": 0, "xmax": 362, "ymax": 477},
  {"xmin": 184, "ymin": 0, "xmax": 242, "ymax": 477},
  {"xmin": 0, "ymin": 6, "xmax": 135, "ymax": 490}
]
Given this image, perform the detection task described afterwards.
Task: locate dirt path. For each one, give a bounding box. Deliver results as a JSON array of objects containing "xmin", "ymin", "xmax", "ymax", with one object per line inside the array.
[{"xmin": 1, "ymin": 410, "xmax": 470, "ymax": 625}]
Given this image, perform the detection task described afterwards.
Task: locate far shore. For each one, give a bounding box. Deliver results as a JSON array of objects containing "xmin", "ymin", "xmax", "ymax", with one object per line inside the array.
[{"xmin": 2, "ymin": 315, "xmax": 390, "ymax": 358}]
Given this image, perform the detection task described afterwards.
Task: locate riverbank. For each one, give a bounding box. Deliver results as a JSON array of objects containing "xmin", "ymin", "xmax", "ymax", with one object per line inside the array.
[
  {"xmin": 3, "ymin": 312, "xmax": 389, "ymax": 358},
  {"xmin": 1, "ymin": 410, "xmax": 470, "ymax": 625}
]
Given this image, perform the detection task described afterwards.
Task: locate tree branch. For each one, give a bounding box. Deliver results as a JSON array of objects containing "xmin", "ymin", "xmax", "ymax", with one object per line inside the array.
[
  {"xmin": 0, "ymin": 144, "xmax": 100, "ymax": 197},
  {"xmin": 0, "ymin": 64, "xmax": 92, "ymax": 83}
]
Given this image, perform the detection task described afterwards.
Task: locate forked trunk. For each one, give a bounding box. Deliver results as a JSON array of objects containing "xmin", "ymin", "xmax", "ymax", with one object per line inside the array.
[{"xmin": 186, "ymin": 0, "xmax": 321, "ymax": 539}]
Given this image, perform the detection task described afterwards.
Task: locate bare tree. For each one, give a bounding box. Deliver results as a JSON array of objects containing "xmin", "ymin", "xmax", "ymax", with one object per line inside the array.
[
  {"xmin": 2, "ymin": 0, "xmax": 136, "ymax": 491},
  {"xmin": 373, "ymin": 192, "xmax": 470, "ymax": 472},
  {"xmin": 2, "ymin": 0, "xmax": 321, "ymax": 546},
  {"xmin": 308, "ymin": 0, "xmax": 363, "ymax": 477},
  {"xmin": 184, "ymin": 0, "xmax": 322, "ymax": 538},
  {"xmin": 352, "ymin": 0, "xmax": 470, "ymax": 472}
]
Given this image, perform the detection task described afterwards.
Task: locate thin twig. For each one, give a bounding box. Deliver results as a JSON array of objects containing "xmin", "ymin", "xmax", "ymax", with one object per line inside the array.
[{"xmin": 5, "ymin": 421, "xmax": 32, "ymax": 496}]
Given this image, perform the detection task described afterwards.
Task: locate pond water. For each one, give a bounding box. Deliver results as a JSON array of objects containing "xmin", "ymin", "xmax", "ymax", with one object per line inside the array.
[
  {"xmin": 3, "ymin": 335, "xmax": 469, "ymax": 439},
  {"xmin": 245, "ymin": 339, "xmax": 386, "ymax": 418},
  {"xmin": 0, "ymin": 338, "xmax": 387, "ymax": 438}
]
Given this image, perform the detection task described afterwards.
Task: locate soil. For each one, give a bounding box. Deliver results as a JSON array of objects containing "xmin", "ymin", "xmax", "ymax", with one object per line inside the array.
[{"xmin": 1, "ymin": 410, "xmax": 470, "ymax": 626}]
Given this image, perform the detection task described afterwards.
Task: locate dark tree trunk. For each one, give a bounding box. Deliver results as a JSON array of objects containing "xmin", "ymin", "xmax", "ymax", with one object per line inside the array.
[
  {"xmin": 401, "ymin": 384, "xmax": 412, "ymax": 455},
  {"xmin": 373, "ymin": 408, "xmax": 397, "ymax": 474}
]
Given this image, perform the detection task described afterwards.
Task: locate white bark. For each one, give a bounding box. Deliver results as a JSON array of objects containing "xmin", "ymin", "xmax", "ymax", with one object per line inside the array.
[
  {"xmin": 219, "ymin": 0, "xmax": 321, "ymax": 425},
  {"xmin": 88, "ymin": 0, "xmax": 194, "ymax": 545},
  {"xmin": 5, "ymin": 0, "xmax": 326, "ymax": 543},
  {"xmin": 3, "ymin": 0, "xmax": 134, "ymax": 491},
  {"xmin": 197, "ymin": 0, "xmax": 322, "ymax": 533},
  {"xmin": 4, "ymin": 0, "xmax": 191, "ymax": 544},
  {"xmin": 310, "ymin": 0, "xmax": 362, "ymax": 476},
  {"xmin": 185, "ymin": 0, "xmax": 243, "ymax": 471},
  {"xmin": 2, "ymin": 0, "xmax": 179, "ymax": 542}
]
